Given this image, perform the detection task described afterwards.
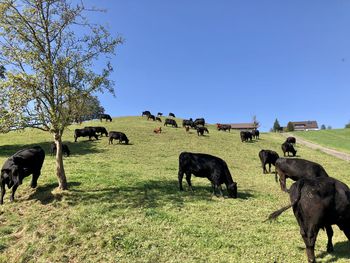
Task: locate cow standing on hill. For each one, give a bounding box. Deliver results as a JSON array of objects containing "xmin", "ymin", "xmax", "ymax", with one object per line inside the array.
[
  {"xmin": 193, "ymin": 118, "xmax": 205, "ymax": 127},
  {"xmin": 268, "ymin": 177, "xmax": 350, "ymax": 263},
  {"xmin": 148, "ymin": 114, "xmax": 156, "ymax": 121},
  {"xmin": 109, "ymin": 131, "xmax": 129, "ymax": 144},
  {"xmin": 100, "ymin": 114, "xmax": 112, "ymax": 122},
  {"xmin": 84, "ymin": 126, "xmax": 108, "ymax": 137},
  {"xmin": 74, "ymin": 128, "xmax": 99, "ymax": 142},
  {"xmin": 217, "ymin": 124, "xmax": 231, "ymax": 132},
  {"xmin": 182, "ymin": 119, "xmax": 194, "ymax": 128},
  {"xmin": 1, "ymin": 146, "xmax": 45, "ymax": 204},
  {"xmin": 142, "ymin": 111, "xmax": 151, "ymax": 117},
  {"xmin": 281, "ymin": 141, "xmax": 297, "ymax": 157},
  {"xmin": 178, "ymin": 152, "xmax": 237, "ymax": 198},
  {"xmin": 258, "ymin": 150, "xmax": 279, "ymax": 174},
  {"xmin": 286, "ymin": 136, "xmax": 296, "ymax": 144},
  {"xmin": 252, "ymin": 129, "xmax": 260, "ymax": 139},
  {"xmin": 275, "ymin": 158, "xmax": 329, "ymax": 192},
  {"xmin": 197, "ymin": 126, "xmax": 209, "ymax": 136},
  {"xmin": 50, "ymin": 142, "xmax": 70, "ymax": 157},
  {"xmin": 240, "ymin": 131, "xmax": 252, "ymax": 142},
  {"xmin": 164, "ymin": 118, "xmax": 178, "ymax": 128},
  {"xmin": 169, "ymin": 113, "xmax": 176, "ymax": 118}
]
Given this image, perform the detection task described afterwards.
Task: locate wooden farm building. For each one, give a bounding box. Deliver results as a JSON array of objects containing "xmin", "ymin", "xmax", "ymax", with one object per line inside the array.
[
  {"xmin": 291, "ymin": 121, "xmax": 319, "ymax": 131},
  {"xmin": 230, "ymin": 123, "xmax": 259, "ymax": 130}
]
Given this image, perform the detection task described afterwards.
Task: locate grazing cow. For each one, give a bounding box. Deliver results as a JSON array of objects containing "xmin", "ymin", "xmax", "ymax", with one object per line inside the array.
[
  {"xmin": 281, "ymin": 141, "xmax": 297, "ymax": 157},
  {"xmin": 50, "ymin": 142, "xmax": 70, "ymax": 157},
  {"xmin": 142, "ymin": 111, "xmax": 151, "ymax": 117},
  {"xmin": 100, "ymin": 114, "xmax": 112, "ymax": 122},
  {"xmin": 148, "ymin": 114, "xmax": 156, "ymax": 121},
  {"xmin": 178, "ymin": 152, "xmax": 237, "ymax": 198},
  {"xmin": 169, "ymin": 112, "xmax": 176, "ymax": 118},
  {"xmin": 153, "ymin": 127, "xmax": 162, "ymax": 134},
  {"xmin": 156, "ymin": 117, "xmax": 162, "ymax": 122},
  {"xmin": 109, "ymin": 131, "xmax": 129, "ymax": 144},
  {"xmin": 268, "ymin": 177, "xmax": 350, "ymax": 263},
  {"xmin": 193, "ymin": 118, "xmax": 205, "ymax": 127},
  {"xmin": 84, "ymin": 126, "xmax": 108, "ymax": 137},
  {"xmin": 185, "ymin": 126, "xmax": 190, "ymax": 133},
  {"xmin": 217, "ymin": 124, "xmax": 231, "ymax": 132},
  {"xmin": 251, "ymin": 129, "xmax": 260, "ymax": 139},
  {"xmin": 157, "ymin": 112, "xmax": 163, "ymax": 116},
  {"xmin": 275, "ymin": 158, "xmax": 329, "ymax": 192},
  {"xmin": 1, "ymin": 146, "xmax": 45, "ymax": 204},
  {"xmin": 164, "ymin": 118, "xmax": 178, "ymax": 128},
  {"xmin": 258, "ymin": 150, "xmax": 279, "ymax": 174},
  {"xmin": 74, "ymin": 128, "xmax": 99, "ymax": 142},
  {"xmin": 197, "ymin": 126, "xmax": 209, "ymax": 136},
  {"xmin": 286, "ymin": 136, "xmax": 296, "ymax": 144},
  {"xmin": 240, "ymin": 131, "xmax": 252, "ymax": 142},
  {"xmin": 182, "ymin": 119, "xmax": 194, "ymax": 127}
]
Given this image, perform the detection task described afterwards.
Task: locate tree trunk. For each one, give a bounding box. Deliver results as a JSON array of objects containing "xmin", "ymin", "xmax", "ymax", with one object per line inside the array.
[{"xmin": 54, "ymin": 132, "xmax": 68, "ymax": 190}]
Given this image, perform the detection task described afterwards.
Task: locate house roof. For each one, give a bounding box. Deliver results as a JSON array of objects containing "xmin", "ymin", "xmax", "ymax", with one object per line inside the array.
[
  {"xmin": 230, "ymin": 123, "xmax": 259, "ymax": 129},
  {"xmin": 291, "ymin": 121, "xmax": 318, "ymax": 129}
]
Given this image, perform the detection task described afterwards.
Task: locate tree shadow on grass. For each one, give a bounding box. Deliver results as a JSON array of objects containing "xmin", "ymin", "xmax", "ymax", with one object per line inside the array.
[
  {"xmin": 316, "ymin": 241, "xmax": 350, "ymax": 262},
  {"xmin": 0, "ymin": 140, "xmax": 103, "ymax": 158}
]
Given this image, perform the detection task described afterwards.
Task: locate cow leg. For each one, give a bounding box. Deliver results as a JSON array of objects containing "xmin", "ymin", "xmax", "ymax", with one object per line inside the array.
[
  {"xmin": 185, "ymin": 173, "xmax": 193, "ymax": 191},
  {"xmin": 0, "ymin": 182, "xmax": 6, "ymax": 205},
  {"xmin": 31, "ymin": 173, "xmax": 40, "ymax": 188},
  {"xmin": 268, "ymin": 163, "xmax": 272, "ymax": 173},
  {"xmin": 325, "ymin": 225, "xmax": 334, "ymax": 252},
  {"xmin": 10, "ymin": 184, "xmax": 18, "ymax": 202},
  {"xmin": 217, "ymin": 185, "xmax": 224, "ymax": 197},
  {"xmin": 341, "ymin": 227, "xmax": 350, "ymax": 242},
  {"xmin": 74, "ymin": 136, "xmax": 77, "ymax": 142},
  {"xmin": 178, "ymin": 170, "xmax": 184, "ymax": 191},
  {"xmin": 279, "ymin": 174, "xmax": 287, "ymax": 192}
]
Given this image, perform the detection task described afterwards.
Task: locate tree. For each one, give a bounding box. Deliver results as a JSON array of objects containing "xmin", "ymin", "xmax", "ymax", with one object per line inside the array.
[
  {"xmin": 0, "ymin": 0, "xmax": 123, "ymax": 189},
  {"xmin": 70, "ymin": 93, "xmax": 105, "ymax": 123},
  {"xmin": 252, "ymin": 115, "xmax": 259, "ymax": 130},
  {"xmin": 321, "ymin": 124, "xmax": 326, "ymax": 130},
  {"xmin": 286, "ymin": 121, "xmax": 295, "ymax": 132},
  {"xmin": 345, "ymin": 122, "xmax": 350, "ymax": 128},
  {"xmin": 327, "ymin": 126, "xmax": 332, "ymax": 130},
  {"xmin": 272, "ymin": 118, "xmax": 281, "ymax": 132}
]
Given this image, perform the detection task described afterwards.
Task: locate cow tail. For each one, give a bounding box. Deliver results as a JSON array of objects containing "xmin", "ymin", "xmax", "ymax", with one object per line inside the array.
[{"xmin": 267, "ymin": 180, "xmax": 304, "ymax": 221}]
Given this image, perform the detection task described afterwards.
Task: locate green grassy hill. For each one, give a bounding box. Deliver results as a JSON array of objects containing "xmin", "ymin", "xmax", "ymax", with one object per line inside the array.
[
  {"xmin": 291, "ymin": 129, "xmax": 350, "ymax": 154},
  {"xmin": 0, "ymin": 116, "xmax": 350, "ymax": 262}
]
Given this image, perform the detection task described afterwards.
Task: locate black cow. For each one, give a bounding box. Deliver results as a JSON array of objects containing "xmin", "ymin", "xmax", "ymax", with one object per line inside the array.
[
  {"xmin": 74, "ymin": 128, "xmax": 99, "ymax": 142},
  {"xmin": 142, "ymin": 111, "xmax": 151, "ymax": 117},
  {"xmin": 281, "ymin": 141, "xmax": 297, "ymax": 157},
  {"xmin": 1, "ymin": 146, "xmax": 45, "ymax": 204},
  {"xmin": 50, "ymin": 142, "xmax": 70, "ymax": 157},
  {"xmin": 164, "ymin": 118, "xmax": 178, "ymax": 128},
  {"xmin": 157, "ymin": 112, "xmax": 163, "ymax": 116},
  {"xmin": 258, "ymin": 150, "xmax": 279, "ymax": 174},
  {"xmin": 100, "ymin": 114, "xmax": 112, "ymax": 122},
  {"xmin": 268, "ymin": 177, "xmax": 350, "ymax": 263},
  {"xmin": 252, "ymin": 129, "xmax": 260, "ymax": 139},
  {"xmin": 178, "ymin": 152, "xmax": 237, "ymax": 198},
  {"xmin": 182, "ymin": 119, "xmax": 194, "ymax": 127},
  {"xmin": 197, "ymin": 126, "xmax": 209, "ymax": 136},
  {"xmin": 169, "ymin": 112, "xmax": 176, "ymax": 118},
  {"xmin": 156, "ymin": 117, "xmax": 162, "ymax": 122},
  {"xmin": 193, "ymin": 118, "xmax": 205, "ymax": 127},
  {"xmin": 148, "ymin": 114, "xmax": 156, "ymax": 121},
  {"xmin": 217, "ymin": 124, "xmax": 231, "ymax": 132},
  {"xmin": 109, "ymin": 131, "xmax": 129, "ymax": 144},
  {"xmin": 275, "ymin": 158, "xmax": 329, "ymax": 192},
  {"xmin": 286, "ymin": 136, "xmax": 296, "ymax": 144},
  {"xmin": 240, "ymin": 131, "xmax": 252, "ymax": 142},
  {"xmin": 84, "ymin": 126, "xmax": 108, "ymax": 137}
]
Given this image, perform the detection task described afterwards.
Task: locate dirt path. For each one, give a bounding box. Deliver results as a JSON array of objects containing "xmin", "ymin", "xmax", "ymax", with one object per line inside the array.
[{"xmin": 282, "ymin": 133, "xmax": 350, "ymax": 162}]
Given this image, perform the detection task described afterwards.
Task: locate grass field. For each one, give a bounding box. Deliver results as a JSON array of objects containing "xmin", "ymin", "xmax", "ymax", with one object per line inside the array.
[
  {"xmin": 292, "ymin": 129, "xmax": 350, "ymax": 154},
  {"xmin": 0, "ymin": 116, "xmax": 350, "ymax": 263}
]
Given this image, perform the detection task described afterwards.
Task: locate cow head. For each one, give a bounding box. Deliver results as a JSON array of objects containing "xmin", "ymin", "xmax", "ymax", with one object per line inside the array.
[{"xmin": 227, "ymin": 182, "xmax": 238, "ymax": 198}]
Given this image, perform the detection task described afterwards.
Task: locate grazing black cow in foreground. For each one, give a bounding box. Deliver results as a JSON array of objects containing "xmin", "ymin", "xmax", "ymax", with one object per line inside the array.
[
  {"xmin": 217, "ymin": 124, "xmax": 231, "ymax": 132},
  {"xmin": 240, "ymin": 131, "xmax": 252, "ymax": 142},
  {"xmin": 142, "ymin": 111, "xmax": 151, "ymax": 117},
  {"xmin": 84, "ymin": 126, "xmax": 108, "ymax": 137},
  {"xmin": 100, "ymin": 114, "xmax": 112, "ymax": 122},
  {"xmin": 178, "ymin": 152, "xmax": 237, "ymax": 198},
  {"xmin": 148, "ymin": 114, "xmax": 156, "ymax": 121},
  {"xmin": 50, "ymin": 142, "xmax": 70, "ymax": 157},
  {"xmin": 275, "ymin": 158, "xmax": 329, "ymax": 192},
  {"xmin": 286, "ymin": 136, "xmax": 296, "ymax": 144},
  {"xmin": 182, "ymin": 119, "xmax": 194, "ymax": 127},
  {"xmin": 164, "ymin": 118, "xmax": 178, "ymax": 128},
  {"xmin": 251, "ymin": 129, "xmax": 260, "ymax": 139},
  {"xmin": 169, "ymin": 112, "xmax": 176, "ymax": 118},
  {"xmin": 109, "ymin": 131, "xmax": 129, "ymax": 144},
  {"xmin": 268, "ymin": 177, "xmax": 350, "ymax": 263},
  {"xmin": 258, "ymin": 150, "xmax": 279, "ymax": 174},
  {"xmin": 74, "ymin": 128, "xmax": 99, "ymax": 142},
  {"xmin": 281, "ymin": 141, "xmax": 297, "ymax": 157},
  {"xmin": 193, "ymin": 118, "xmax": 205, "ymax": 127},
  {"xmin": 1, "ymin": 146, "xmax": 45, "ymax": 204},
  {"xmin": 197, "ymin": 126, "xmax": 209, "ymax": 136},
  {"xmin": 156, "ymin": 117, "xmax": 162, "ymax": 122}
]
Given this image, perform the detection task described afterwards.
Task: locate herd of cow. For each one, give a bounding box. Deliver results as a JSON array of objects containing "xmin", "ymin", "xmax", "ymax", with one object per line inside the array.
[{"xmin": 1, "ymin": 114, "xmax": 349, "ymax": 262}]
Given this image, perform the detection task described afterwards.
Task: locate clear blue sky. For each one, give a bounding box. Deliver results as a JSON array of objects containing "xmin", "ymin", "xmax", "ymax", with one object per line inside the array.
[{"xmin": 86, "ymin": 0, "xmax": 350, "ymax": 131}]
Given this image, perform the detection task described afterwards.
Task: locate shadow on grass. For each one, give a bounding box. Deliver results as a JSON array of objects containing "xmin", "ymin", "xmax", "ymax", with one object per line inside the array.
[
  {"xmin": 316, "ymin": 240, "xmax": 350, "ymax": 262},
  {"xmin": 27, "ymin": 179, "xmax": 255, "ymax": 208},
  {"xmin": 0, "ymin": 140, "xmax": 104, "ymax": 158}
]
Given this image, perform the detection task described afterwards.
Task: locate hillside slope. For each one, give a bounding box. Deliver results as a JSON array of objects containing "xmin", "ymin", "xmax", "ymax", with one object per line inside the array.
[{"xmin": 0, "ymin": 116, "xmax": 349, "ymax": 262}]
